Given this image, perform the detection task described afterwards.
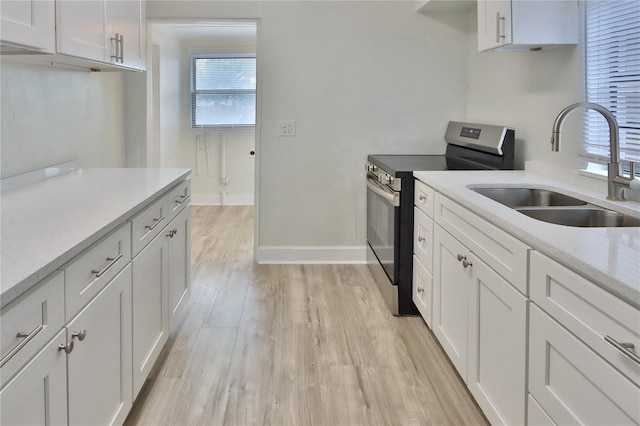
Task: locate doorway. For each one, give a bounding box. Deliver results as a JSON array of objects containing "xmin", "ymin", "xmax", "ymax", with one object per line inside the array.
[{"xmin": 146, "ymin": 20, "xmax": 260, "ymax": 258}]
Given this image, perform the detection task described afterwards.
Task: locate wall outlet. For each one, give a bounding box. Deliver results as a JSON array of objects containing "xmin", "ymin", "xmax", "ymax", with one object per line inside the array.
[{"xmin": 278, "ymin": 121, "xmax": 296, "ymax": 136}]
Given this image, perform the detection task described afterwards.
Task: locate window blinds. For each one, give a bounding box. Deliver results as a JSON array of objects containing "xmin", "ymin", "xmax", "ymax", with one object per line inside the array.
[
  {"xmin": 583, "ymin": 0, "xmax": 640, "ymax": 163},
  {"xmin": 190, "ymin": 55, "xmax": 257, "ymax": 129}
]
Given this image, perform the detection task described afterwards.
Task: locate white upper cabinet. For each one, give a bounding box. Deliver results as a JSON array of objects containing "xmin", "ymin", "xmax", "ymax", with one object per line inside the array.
[
  {"xmin": 0, "ymin": 0, "xmax": 55, "ymax": 52},
  {"xmin": 477, "ymin": 0, "xmax": 578, "ymax": 51},
  {"xmin": 57, "ymin": 0, "xmax": 146, "ymax": 71}
]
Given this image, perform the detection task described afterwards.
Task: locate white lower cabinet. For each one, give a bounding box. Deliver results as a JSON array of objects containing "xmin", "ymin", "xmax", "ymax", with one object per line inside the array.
[
  {"xmin": 433, "ymin": 224, "xmax": 471, "ymax": 378},
  {"xmin": 0, "ymin": 329, "xmax": 68, "ymax": 426},
  {"xmin": 167, "ymin": 205, "xmax": 192, "ymax": 330},
  {"xmin": 467, "ymin": 251, "xmax": 527, "ymax": 426},
  {"xmin": 67, "ymin": 265, "xmax": 133, "ymax": 426},
  {"xmin": 132, "ymin": 225, "xmax": 169, "ymax": 398},
  {"xmin": 412, "ymin": 255, "xmax": 433, "ymax": 328},
  {"xmin": 529, "ymin": 304, "xmax": 640, "ymax": 425},
  {"xmin": 432, "ymin": 222, "xmax": 527, "ymax": 425}
]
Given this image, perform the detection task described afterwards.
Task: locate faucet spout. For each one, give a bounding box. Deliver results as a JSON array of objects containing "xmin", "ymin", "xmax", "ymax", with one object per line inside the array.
[{"xmin": 551, "ymin": 102, "xmax": 634, "ymax": 201}]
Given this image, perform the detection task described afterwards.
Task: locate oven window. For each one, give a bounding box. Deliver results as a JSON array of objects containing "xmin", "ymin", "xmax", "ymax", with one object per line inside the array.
[{"xmin": 367, "ymin": 183, "xmax": 396, "ymax": 283}]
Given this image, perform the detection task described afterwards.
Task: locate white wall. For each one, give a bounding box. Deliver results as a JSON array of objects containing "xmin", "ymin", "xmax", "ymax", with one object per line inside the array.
[
  {"xmin": 148, "ymin": 1, "xmax": 470, "ymax": 259},
  {"xmin": 464, "ymin": 6, "xmax": 584, "ymax": 169},
  {"xmin": 150, "ymin": 24, "xmax": 256, "ymax": 205},
  {"xmin": 1, "ymin": 59, "xmax": 126, "ymax": 178}
]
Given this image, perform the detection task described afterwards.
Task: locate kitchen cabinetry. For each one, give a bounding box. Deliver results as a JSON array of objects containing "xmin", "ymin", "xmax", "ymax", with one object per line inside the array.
[
  {"xmin": 168, "ymin": 205, "xmax": 192, "ymax": 330},
  {"xmin": 528, "ymin": 252, "xmax": 640, "ymax": 425},
  {"xmin": 0, "ymin": 329, "xmax": 68, "ymax": 426},
  {"xmin": 131, "ymin": 185, "xmax": 191, "ymax": 398},
  {"xmin": 413, "ymin": 181, "xmax": 435, "ymax": 326},
  {"xmin": 67, "ymin": 265, "xmax": 133, "ymax": 426},
  {"xmin": 57, "ymin": 0, "xmax": 146, "ymax": 71},
  {"xmin": 477, "ymin": 0, "xmax": 578, "ymax": 51},
  {"xmin": 0, "ymin": 0, "xmax": 55, "ymax": 52},
  {"xmin": 425, "ymin": 186, "xmax": 529, "ymax": 425},
  {"xmin": 0, "ymin": 170, "xmax": 191, "ymax": 426}
]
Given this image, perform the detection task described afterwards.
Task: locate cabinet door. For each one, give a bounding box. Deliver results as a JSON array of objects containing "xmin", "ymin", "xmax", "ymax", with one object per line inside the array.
[
  {"xmin": 132, "ymin": 231, "xmax": 169, "ymax": 399},
  {"xmin": 168, "ymin": 205, "xmax": 191, "ymax": 331},
  {"xmin": 529, "ymin": 304, "xmax": 640, "ymax": 425},
  {"xmin": 106, "ymin": 0, "xmax": 146, "ymax": 70},
  {"xmin": 467, "ymin": 253, "xmax": 527, "ymax": 426},
  {"xmin": 67, "ymin": 265, "xmax": 133, "ymax": 426},
  {"xmin": 0, "ymin": 0, "xmax": 55, "ymax": 52},
  {"xmin": 0, "ymin": 329, "xmax": 68, "ymax": 426},
  {"xmin": 413, "ymin": 255, "xmax": 433, "ymax": 328},
  {"xmin": 477, "ymin": 0, "xmax": 511, "ymax": 51},
  {"xmin": 56, "ymin": 0, "xmax": 108, "ymax": 62},
  {"xmin": 432, "ymin": 224, "xmax": 470, "ymax": 379}
]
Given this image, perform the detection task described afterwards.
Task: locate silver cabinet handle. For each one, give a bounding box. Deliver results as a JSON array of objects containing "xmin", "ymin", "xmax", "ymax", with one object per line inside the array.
[
  {"xmin": 0, "ymin": 324, "xmax": 44, "ymax": 368},
  {"xmin": 496, "ymin": 13, "xmax": 506, "ymax": 43},
  {"xmin": 417, "ymin": 287, "xmax": 424, "ymax": 293},
  {"xmin": 91, "ymin": 254, "xmax": 123, "ymax": 278},
  {"xmin": 72, "ymin": 329, "xmax": 87, "ymax": 342},
  {"xmin": 418, "ymin": 236, "xmax": 425, "ymax": 242},
  {"xmin": 605, "ymin": 335, "xmax": 640, "ymax": 365},
  {"xmin": 166, "ymin": 228, "xmax": 178, "ymax": 238},
  {"xmin": 58, "ymin": 340, "xmax": 74, "ymax": 354},
  {"xmin": 175, "ymin": 195, "xmax": 187, "ymax": 205},
  {"xmin": 145, "ymin": 216, "xmax": 165, "ymax": 231},
  {"xmin": 457, "ymin": 254, "xmax": 466, "ymax": 262},
  {"xmin": 418, "ymin": 195, "xmax": 426, "ymax": 202},
  {"xmin": 119, "ymin": 34, "xmax": 124, "ymax": 63},
  {"xmin": 462, "ymin": 259, "xmax": 473, "ymax": 268}
]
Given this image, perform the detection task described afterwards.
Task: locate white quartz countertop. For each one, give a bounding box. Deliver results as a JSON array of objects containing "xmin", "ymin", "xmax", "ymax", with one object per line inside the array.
[
  {"xmin": 1, "ymin": 168, "xmax": 191, "ymax": 308},
  {"xmin": 414, "ymin": 169, "xmax": 640, "ymax": 309}
]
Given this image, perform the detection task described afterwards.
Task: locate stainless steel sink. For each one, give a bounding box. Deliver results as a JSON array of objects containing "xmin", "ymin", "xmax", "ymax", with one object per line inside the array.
[
  {"xmin": 472, "ymin": 187, "xmax": 587, "ymax": 207},
  {"xmin": 470, "ymin": 186, "xmax": 640, "ymax": 227},
  {"xmin": 517, "ymin": 207, "xmax": 640, "ymax": 228}
]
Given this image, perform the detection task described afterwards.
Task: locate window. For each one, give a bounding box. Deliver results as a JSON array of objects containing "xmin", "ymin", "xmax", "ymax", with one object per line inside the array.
[
  {"xmin": 190, "ymin": 53, "xmax": 256, "ymax": 129},
  {"xmin": 583, "ymin": 0, "xmax": 640, "ymax": 165}
]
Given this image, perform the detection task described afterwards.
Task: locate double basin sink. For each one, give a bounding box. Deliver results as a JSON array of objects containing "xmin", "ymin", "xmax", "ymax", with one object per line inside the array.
[{"xmin": 471, "ymin": 187, "xmax": 640, "ymax": 228}]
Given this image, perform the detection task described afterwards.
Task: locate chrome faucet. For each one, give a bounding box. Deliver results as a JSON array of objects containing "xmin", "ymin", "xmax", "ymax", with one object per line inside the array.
[{"xmin": 551, "ymin": 102, "xmax": 638, "ymax": 201}]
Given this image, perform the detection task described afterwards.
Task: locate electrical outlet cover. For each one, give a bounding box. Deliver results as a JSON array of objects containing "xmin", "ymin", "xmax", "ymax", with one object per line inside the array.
[{"xmin": 278, "ymin": 121, "xmax": 296, "ymax": 136}]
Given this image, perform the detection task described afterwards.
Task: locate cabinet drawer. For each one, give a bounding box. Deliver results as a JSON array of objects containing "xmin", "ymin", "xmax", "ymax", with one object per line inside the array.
[
  {"xmin": 413, "ymin": 256, "xmax": 433, "ymax": 328},
  {"xmin": 529, "ymin": 304, "xmax": 639, "ymax": 425},
  {"xmin": 415, "ymin": 180, "xmax": 434, "ymax": 218},
  {"xmin": 414, "ymin": 208, "xmax": 433, "ymax": 273},
  {"xmin": 65, "ymin": 223, "xmax": 131, "ymax": 321},
  {"xmin": 132, "ymin": 195, "xmax": 169, "ymax": 256},
  {"xmin": 0, "ymin": 272, "xmax": 65, "ymax": 387},
  {"xmin": 165, "ymin": 179, "xmax": 191, "ymax": 223},
  {"xmin": 530, "ymin": 251, "xmax": 640, "ymax": 386},
  {"xmin": 434, "ymin": 193, "xmax": 530, "ymax": 295}
]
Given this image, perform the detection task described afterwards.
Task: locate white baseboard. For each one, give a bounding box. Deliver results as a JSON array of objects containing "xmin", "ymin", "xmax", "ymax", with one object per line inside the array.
[
  {"xmin": 192, "ymin": 194, "xmax": 254, "ymax": 206},
  {"xmin": 257, "ymin": 246, "xmax": 367, "ymax": 264}
]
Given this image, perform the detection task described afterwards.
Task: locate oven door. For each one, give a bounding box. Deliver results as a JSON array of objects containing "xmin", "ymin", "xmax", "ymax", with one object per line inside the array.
[{"xmin": 366, "ymin": 177, "xmax": 399, "ymax": 283}]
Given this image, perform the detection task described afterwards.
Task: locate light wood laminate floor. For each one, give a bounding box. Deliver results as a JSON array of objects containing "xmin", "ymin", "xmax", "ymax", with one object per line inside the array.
[{"xmin": 125, "ymin": 206, "xmax": 487, "ymax": 426}]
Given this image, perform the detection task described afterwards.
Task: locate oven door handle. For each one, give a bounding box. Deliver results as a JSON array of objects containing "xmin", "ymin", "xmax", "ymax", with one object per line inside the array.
[{"xmin": 367, "ymin": 178, "xmax": 399, "ymax": 207}]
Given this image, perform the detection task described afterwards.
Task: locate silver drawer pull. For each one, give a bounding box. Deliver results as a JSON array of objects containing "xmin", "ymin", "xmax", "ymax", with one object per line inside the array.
[
  {"xmin": 462, "ymin": 259, "xmax": 473, "ymax": 268},
  {"xmin": 457, "ymin": 254, "xmax": 466, "ymax": 262},
  {"xmin": 0, "ymin": 324, "xmax": 44, "ymax": 368},
  {"xmin": 417, "ymin": 286, "xmax": 424, "ymax": 293},
  {"xmin": 91, "ymin": 254, "xmax": 123, "ymax": 278},
  {"xmin": 58, "ymin": 341, "xmax": 74, "ymax": 354},
  {"xmin": 605, "ymin": 335, "xmax": 640, "ymax": 365},
  {"xmin": 418, "ymin": 236, "xmax": 425, "ymax": 242},
  {"xmin": 175, "ymin": 195, "xmax": 187, "ymax": 205},
  {"xmin": 145, "ymin": 216, "xmax": 165, "ymax": 231},
  {"xmin": 419, "ymin": 195, "xmax": 426, "ymax": 202}
]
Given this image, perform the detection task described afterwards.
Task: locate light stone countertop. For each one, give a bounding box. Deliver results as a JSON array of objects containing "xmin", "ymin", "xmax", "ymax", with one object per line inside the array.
[
  {"xmin": 414, "ymin": 168, "xmax": 640, "ymax": 309},
  {"xmin": 1, "ymin": 168, "xmax": 191, "ymax": 309}
]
